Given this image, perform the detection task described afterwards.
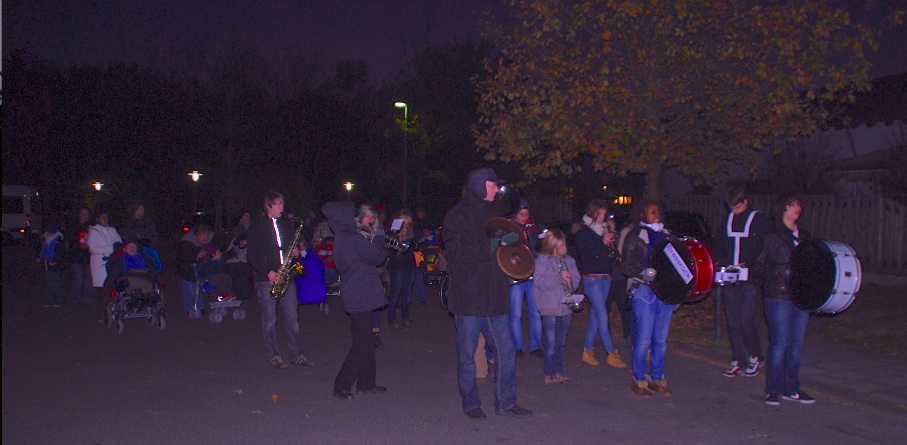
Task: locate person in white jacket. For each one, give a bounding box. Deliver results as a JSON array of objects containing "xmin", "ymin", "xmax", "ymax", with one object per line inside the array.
[{"xmin": 86, "ymin": 211, "xmax": 121, "ymax": 323}]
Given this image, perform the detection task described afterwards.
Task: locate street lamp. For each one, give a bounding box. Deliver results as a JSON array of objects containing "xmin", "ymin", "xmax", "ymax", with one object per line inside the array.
[
  {"xmin": 344, "ymin": 182, "xmax": 354, "ymax": 192},
  {"xmin": 92, "ymin": 182, "xmax": 103, "ymax": 211},
  {"xmin": 189, "ymin": 170, "xmax": 202, "ymax": 212},
  {"xmin": 395, "ymin": 102, "xmax": 408, "ymax": 207}
]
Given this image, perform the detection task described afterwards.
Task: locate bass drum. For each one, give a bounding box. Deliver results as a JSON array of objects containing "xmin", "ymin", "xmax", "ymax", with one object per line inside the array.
[
  {"xmin": 649, "ymin": 237, "xmax": 716, "ymax": 304},
  {"xmin": 790, "ymin": 240, "xmax": 861, "ymax": 314}
]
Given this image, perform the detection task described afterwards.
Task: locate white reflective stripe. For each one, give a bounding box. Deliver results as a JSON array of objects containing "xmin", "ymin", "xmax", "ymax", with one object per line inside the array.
[
  {"xmin": 726, "ymin": 211, "xmax": 759, "ymax": 266},
  {"xmin": 273, "ymin": 218, "xmax": 282, "ymax": 248},
  {"xmin": 664, "ymin": 242, "xmax": 694, "ymax": 284}
]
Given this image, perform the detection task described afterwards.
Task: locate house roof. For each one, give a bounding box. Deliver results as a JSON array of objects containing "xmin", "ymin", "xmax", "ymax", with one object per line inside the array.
[{"xmin": 828, "ymin": 145, "xmax": 907, "ymax": 179}]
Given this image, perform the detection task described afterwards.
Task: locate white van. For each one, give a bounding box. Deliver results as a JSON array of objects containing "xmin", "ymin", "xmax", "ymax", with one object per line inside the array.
[{"xmin": 2, "ymin": 185, "xmax": 43, "ymax": 241}]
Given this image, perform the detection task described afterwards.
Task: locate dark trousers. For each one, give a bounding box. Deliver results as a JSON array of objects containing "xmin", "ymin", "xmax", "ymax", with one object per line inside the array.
[
  {"xmin": 723, "ymin": 282, "xmax": 763, "ymax": 363},
  {"xmin": 225, "ymin": 262, "xmax": 254, "ymax": 300},
  {"xmin": 606, "ymin": 277, "xmax": 632, "ymax": 341},
  {"xmin": 335, "ymin": 310, "xmax": 378, "ymax": 392},
  {"xmin": 94, "ymin": 287, "xmax": 108, "ymax": 321}
]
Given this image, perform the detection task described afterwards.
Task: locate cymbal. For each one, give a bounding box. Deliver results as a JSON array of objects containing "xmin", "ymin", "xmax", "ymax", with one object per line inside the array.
[
  {"xmin": 496, "ymin": 244, "xmax": 535, "ymax": 280},
  {"xmin": 484, "ymin": 217, "xmax": 525, "ymax": 244}
]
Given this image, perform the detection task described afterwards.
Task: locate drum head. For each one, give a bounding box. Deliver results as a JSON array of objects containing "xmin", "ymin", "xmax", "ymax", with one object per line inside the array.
[
  {"xmin": 650, "ymin": 239, "xmax": 695, "ymax": 304},
  {"xmin": 790, "ymin": 240, "xmax": 836, "ymax": 311}
]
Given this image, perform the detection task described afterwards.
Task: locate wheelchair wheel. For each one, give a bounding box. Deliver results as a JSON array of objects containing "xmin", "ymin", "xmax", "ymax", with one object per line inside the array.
[
  {"xmin": 156, "ymin": 315, "xmax": 167, "ymax": 330},
  {"xmin": 233, "ymin": 309, "xmax": 246, "ymax": 321},
  {"xmin": 439, "ymin": 275, "xmax": 450, "ymax": 313},
  {"xmin": 115, "ymin": 318, "xmax": 125, "ymax": 334},
  {"xmin": 208, "ymin": 312, "xmax": 223, "ymax": 324},
  {"xmin": 105, "ymin": 306, "xmax": 115, "ymax": 330}
]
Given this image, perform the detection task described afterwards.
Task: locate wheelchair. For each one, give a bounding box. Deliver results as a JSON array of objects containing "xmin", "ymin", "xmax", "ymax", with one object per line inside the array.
[{"xmin": 105, "ymin": 275, "xmax": 166, "ymax": 334}]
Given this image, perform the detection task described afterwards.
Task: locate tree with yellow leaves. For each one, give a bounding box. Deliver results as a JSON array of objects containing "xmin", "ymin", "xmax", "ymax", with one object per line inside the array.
[{"xmin": 476, "ymin": 0, "xmax": 886, "ymax": 198}]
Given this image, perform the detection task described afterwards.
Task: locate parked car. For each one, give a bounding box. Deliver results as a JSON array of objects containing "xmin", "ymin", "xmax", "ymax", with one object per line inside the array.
[{"xmin": 2, "ymin": 184, "xmax": 43, "ymax": 242}]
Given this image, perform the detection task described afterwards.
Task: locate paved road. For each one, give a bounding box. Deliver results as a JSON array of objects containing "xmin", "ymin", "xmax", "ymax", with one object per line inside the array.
[{"xmin": 3, "ymin": 243, "xmax": 905, "ymax": 444}]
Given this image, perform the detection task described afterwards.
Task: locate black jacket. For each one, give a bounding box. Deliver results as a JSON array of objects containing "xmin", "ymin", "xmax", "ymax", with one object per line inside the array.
[
  {"xmin": 247, "ymin": 216, "xmax": 301, "ymax": 283},
  {"xmin": 754, "ymin": 224, "xmax": 812, "ymax": 302},
  {"xmin": 442, "ymin": 191, "xmax": 511, "ymax": 316},
  {"xmin": 323, "ymin": 201, "xmax": 388, "ymax": 313},
  {"xmin": 620, "ymin": 225, "xmax": 669, "ymax": 280},
  {"xmin": 67, "ymin": 221, "xmax": 91, "ymax": 264},
  {"xmin": 574, "ymin": 225, "xmax": 616, "ymax": 275},
  {"xmin": 714, "ymin": 209, "xmax": 771, "ymax": 268}
]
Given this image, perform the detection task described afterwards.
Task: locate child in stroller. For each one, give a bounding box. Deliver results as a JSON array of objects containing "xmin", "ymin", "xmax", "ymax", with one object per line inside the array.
[{"xmin": 103, "ymin": 240, "xmax": 165, "ymax": 333}]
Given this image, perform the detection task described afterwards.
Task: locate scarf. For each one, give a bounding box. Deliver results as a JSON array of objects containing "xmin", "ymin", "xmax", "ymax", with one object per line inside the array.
[{"xmin": 582, "ymin": 215, "xmax": 605, "ymax": 236}]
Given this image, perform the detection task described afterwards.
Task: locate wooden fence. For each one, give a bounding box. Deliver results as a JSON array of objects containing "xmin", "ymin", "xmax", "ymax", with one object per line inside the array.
[{"xmin": 664, "ymin": 194, "xmax": 907, "ymax": 276}]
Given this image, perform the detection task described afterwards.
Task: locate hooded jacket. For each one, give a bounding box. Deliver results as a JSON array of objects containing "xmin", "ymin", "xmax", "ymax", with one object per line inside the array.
[
  {"xmin": 176, "ymin": 230, "xmax": 217, "ymax": 282},
  {"xmin": 442, "ymin": 170, "xmax": 511, "ymax": 317},
  {"xmin": 322, "ymin": 201, "xmax": 388, "ymax": 313}
]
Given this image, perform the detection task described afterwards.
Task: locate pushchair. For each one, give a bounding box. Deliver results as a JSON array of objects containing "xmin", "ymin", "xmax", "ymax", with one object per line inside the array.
[
  {"xmin": 106, "ymin": 275, "xmax": 165, "ymax": 334},
  {"xmin": 195, "ymin": 272, "xmax": 247, "ymax": 324},
  {"xmin": 422, "ymin": 246, "xmax": 446, "ymax": 285}
]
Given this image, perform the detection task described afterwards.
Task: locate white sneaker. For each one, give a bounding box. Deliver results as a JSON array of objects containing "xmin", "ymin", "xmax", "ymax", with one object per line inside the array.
[
  {"xmin": 722, "ymin": 360, "xmax": 740, "ymax": 377},
  {"xmin": 744, "ymin": 356, "xmax": 762, "ymax": 377}
]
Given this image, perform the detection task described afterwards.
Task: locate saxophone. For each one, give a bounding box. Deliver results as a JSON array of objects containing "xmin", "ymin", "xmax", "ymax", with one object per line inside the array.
[{"xmin": 270, "ymin": 217, "xmax": 306, "ymax": 300}]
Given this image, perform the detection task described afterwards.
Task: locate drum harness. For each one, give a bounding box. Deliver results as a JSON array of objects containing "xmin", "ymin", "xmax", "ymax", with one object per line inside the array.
[{"xmin": 725, "ymin": 210, "xmax": 760, "ymax": 282}]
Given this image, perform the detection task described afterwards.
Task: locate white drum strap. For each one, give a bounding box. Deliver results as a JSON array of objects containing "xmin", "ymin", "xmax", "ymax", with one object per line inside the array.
[{"xmin": 727, "ymin": 211, "xmax": 759, "ymax": 266}]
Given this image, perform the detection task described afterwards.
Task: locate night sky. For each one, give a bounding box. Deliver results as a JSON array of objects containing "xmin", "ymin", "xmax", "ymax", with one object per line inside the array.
[
  {"xmin": 4, "ymin": 0, "xmax": 494, "ymax": 82},
  {"xmin": 5, "ymin": 0, "xmax": 905, "ymax": 83}
]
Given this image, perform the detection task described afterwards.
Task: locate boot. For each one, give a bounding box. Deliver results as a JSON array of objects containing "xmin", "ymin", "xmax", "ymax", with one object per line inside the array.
[
  {"xmin": 582, "ymin": 348, "xmax": 600, "ymax": 366},
  {"xmin": 631, "ymin": 380, "xmax": 653, "ymax": 398},
  {"xmin": 647, "ymin": 379, "xmax": 673, "ymax": 397},
  {"xmin": 606, "ymin": 350, "xmax": 628, "ymax": 369}
]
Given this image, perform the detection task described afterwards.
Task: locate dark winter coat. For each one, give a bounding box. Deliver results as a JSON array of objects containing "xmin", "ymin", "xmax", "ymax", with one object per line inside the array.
[
  {"xmin": 246, "ymin": 216, "xmax": 301, "ymax": 283},
  {"xmin": 574, "ymin": 225, "xmax": 616, "ymax": 276},
  {"xmin": 442, "ymin": 190, "xmax": 511, "ymax": 317},
  {"xmin": 323, "ymin": 201, "xmax": 388, "ymax": 314},
  {"xmin": 754, "ymin": 224, "xmax": 812, "ymax": 302},
  {"xmin": 121, "ymin": 216, "xmax": 159, "ymax": 247},
  {"xmin": 714, "ymin": 209, "xmax": 771, "ymax": 268}
]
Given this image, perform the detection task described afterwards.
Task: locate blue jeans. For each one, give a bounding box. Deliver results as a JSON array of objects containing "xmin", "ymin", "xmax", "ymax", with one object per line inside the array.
[
  {"xmin": 257, "ymin": 282, "xmax": 301, "ymax": 360},
  {"xmin": 764, "ymin": 299, "xmax": 809, "ymax": 395},
  {"xmin": 70, "ymin": 262, "xmax": 93, "ymax": 303},
  {"xmin": 631, "ymin": 285, "xmax": 673, "ymax": 382},
  {"xmin": 412, "ymin": 270, "xmax": 426, "ymax": 302},
  {"xmin": 509, "ymin": 280, "xmax": 542, "ymax": 352},
  {"xmin": 181, "ymin": 279, "xmax": 202, "ymax": 313},
  {"xmin": 387, "ymin": 267, "xmax": 414, "ymax": 324},
  {"xmin": 542, "ymin": 315, "xmax": 571, "ymax": 376},
  {"xmin": 583, "ymin": 276, "xmax": 617, "ymax": 353},
  {"xmin": 455, "ymin": 314, "xmax": 517, "ymax": 413}
]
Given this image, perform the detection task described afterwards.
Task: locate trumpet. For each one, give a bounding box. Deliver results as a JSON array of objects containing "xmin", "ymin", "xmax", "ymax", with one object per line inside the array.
[{"xmin": 385, "ymin": 231, "xmax": 411, "ymax": 252}]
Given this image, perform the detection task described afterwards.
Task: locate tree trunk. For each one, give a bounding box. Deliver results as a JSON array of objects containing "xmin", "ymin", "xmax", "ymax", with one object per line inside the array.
[{"xmin": 644, "ymin": 161, "xmax": 662, "ymax": 200}]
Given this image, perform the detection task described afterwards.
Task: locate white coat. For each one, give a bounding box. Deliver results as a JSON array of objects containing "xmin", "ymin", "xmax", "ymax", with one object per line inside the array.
[{"xmin": 86, "ymin": 224, "xmax": 122, "ymax": 287}]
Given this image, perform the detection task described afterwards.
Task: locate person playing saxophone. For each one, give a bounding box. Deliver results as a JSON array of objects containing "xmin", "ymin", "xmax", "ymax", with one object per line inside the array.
[{"xmin": 247, "ymin": 191, "xmax": 313, "ymax": 369}]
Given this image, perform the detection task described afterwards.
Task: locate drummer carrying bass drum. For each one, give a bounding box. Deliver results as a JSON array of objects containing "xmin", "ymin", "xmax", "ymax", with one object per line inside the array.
[
  {"xmin": 753, "ymin": 193, "xmax": 816, "ymax": 406},
  {"xmin": 620, "ymin": 200, "xmax": 674, "ymax": 398}
]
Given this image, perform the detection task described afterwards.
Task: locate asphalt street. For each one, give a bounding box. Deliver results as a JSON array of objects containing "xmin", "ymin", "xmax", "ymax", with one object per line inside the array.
[{"xmin": 3, "ymin": 243, "xmax": 905, "ymax": 445}]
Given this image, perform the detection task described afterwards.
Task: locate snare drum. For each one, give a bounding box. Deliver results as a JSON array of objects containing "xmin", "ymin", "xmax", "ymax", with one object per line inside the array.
[
  {"xmin": 649, "ymin": 237, "xmax": 716, "ymax": 304},
  {"xmin": 790, "ymin": 240, "xmax": 861, "ymax": 314}
]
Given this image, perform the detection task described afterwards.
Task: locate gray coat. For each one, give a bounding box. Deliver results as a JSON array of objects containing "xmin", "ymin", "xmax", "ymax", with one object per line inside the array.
[{"xmin": 322, "ymin": 201, "xmax": 387, "ymax": 314}]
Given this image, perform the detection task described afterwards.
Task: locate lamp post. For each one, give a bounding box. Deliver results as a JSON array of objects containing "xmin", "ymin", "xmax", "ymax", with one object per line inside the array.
[
  {"xmin": 92, "ymin": 182, "xmax": 103, "ymax": 211},
  {"xmin": 189, "ymin": 170, "xmax": 202, "ymax": 212},
  {"xmin": 344, "ymin": 182, "xmax": 354, "ymax": 200},
  {"xmin": 394, "ymin": 102, "xmax": 408, "ymax": 207}
]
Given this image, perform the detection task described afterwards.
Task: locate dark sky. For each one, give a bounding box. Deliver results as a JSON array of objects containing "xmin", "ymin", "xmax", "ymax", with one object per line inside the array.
[
  {"xmin": 3, "ymin": 0, "xmax": 905, "ymax": 83},
  {"xmin": 3, "ymin": 0, "xmax": 493, "ymax": 82}
]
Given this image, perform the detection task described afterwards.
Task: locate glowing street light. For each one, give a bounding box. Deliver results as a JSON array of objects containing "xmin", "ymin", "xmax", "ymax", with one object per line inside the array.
[
  {"xmin": 189, "ymin": 170, "xmax": 202, "ymax": 211},
  {"xmin": 344, "ymin": 182, "xmax": 354, "ymax": 192},
  {"xmin": 394, "ymin": 102, "xmax": 408, "ymax": 207},
  {"xmin": 92, "ymin": 182, "xmax": 104, "ymax": 210}
]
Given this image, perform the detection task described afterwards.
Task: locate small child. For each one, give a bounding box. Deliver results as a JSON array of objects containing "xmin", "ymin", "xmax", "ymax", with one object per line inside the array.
[
  {"xmin": 36, "ymin": 221, "xmax": 66, "ymax": 307},
  {"xmin": 533, "ymin": 227, "xmax": 581, "ymax": 386}
]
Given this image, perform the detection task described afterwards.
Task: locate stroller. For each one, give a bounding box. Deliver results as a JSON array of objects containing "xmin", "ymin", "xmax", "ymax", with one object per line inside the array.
[
  {"xmin": 195, "ymin": 272, "xmax": 247, "ymax": 324},
  {"xmin": 104, "ymin": 244, "xmax": 166, "ymax": 334}
]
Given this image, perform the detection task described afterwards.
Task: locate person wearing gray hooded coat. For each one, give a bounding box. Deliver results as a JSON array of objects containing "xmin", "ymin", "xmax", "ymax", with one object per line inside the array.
[{"xmin": 322, "ymin": 201, "xmax": 389, "ymax": 400}]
